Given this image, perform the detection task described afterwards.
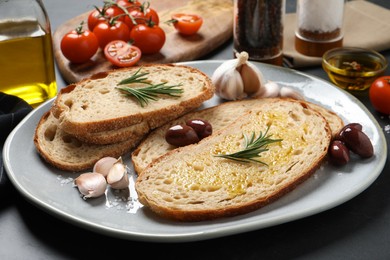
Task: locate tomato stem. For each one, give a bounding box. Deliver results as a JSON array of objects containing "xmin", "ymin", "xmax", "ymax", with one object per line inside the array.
[{"xmin": 75, "ymin": 21, "xmax": 85, "ymax": 34}]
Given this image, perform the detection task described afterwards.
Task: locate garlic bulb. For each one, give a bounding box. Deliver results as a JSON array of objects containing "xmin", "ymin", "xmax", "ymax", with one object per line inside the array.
[
  {"xmin": 74, "ymin": 172, "xmax": 107, "ymax": 199},
  {"xmin": 212, "ymin": 51, "xmax": 265, "ymax": 100},
  {"xmin": 106, "ymin": 157, "xmax": 129, "ymax": 190}
]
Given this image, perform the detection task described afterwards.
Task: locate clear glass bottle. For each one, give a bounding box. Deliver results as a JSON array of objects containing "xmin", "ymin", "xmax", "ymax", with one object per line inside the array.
[
  {"xmin": 233, "ymin": 0, "xmax": 285, "ymax": 66},
  {"xmin": 295, "ymin": 0, "xmax": 345, "ymax": 57},
  {"xmin": 0, "ymin": 0, "xmax": 57, "ymax": 108}
]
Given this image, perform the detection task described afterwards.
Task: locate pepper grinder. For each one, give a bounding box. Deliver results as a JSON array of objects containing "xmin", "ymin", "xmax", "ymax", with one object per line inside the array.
[
  {"xmin": 233, "ymin": 0, "xmax": 285, "ymax": 66},
  {"xmin": 294, "ymin": 0, "xmax": 345, "ymax": 57}
]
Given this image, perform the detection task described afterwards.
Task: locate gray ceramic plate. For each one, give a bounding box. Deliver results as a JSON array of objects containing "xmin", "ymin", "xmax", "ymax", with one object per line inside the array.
[{"xmin": 3, "ymin": 60, "xmax": 387, "ymax": 242}]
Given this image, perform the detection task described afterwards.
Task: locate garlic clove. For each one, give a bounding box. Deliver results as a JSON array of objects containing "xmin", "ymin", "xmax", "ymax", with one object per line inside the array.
[
  {"xmin": 93, "ymin": 156, "xmax": 117, "ymax": 177},
  {"xmin": 74, "ymin": 172, "xmax": 107, "ymax": 199},
  {"xmin": 221, "ymin": 69, "xmax": 246, "ymax": 100},
  {"xmin": 212, "ymin": 59, "xmax": 245, "ymax": 100},
  {"xmin": 239, "ymin": 64, "xmax": 260, "ymax": 95},
  {"xmin": 280, "ymin": 86, "xmax": 305, "ymax": 100},
  {"xmin": 255, "ymin": 81, "xmax": 280, "ymax": 98},
  {"xmin": 106, "ymin": 158, "xmax": 129, "ymax": 190}
]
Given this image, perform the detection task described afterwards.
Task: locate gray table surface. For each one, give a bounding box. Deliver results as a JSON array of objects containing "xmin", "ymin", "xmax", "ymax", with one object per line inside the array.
[{"xmin": 1, "ymin": 0, "xmax": 390, "ymax": 259}]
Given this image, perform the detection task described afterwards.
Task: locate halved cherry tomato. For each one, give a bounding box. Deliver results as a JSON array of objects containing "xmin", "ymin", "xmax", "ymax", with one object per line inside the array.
[
  {"xmin": 87, "ymin": 4, "xmax": 125, "ymax": 31},
  {"xmin": 93, "ymin": 19, "xmax": 131, "ymax": 49},
  {"xmin": 130, "ymin": 23, "xmax": 165, "ymax": 54},
  {"xmin": 104, "ymin": 40, "xmax": 141, "ymax": 67},
  {"xmin": 60, "ymin": 22, "xmax": 99, "ymax": 63},
  {"xmin": 170, "ymin": 13, "xmax": 203, "ymax": 35},
  {"xmin": 369, "ymin": 76, "xmax": 390, "ymax": 114}
]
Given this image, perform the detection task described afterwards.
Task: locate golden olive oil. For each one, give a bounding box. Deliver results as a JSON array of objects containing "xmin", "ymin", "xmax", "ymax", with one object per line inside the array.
[
  {"xmin": 323, "ymin": 54, "xmax": 385, "ymax": 91},
  {"xmin": 0, "ymin": 20, "xmax": 57, "ymax": 108}
]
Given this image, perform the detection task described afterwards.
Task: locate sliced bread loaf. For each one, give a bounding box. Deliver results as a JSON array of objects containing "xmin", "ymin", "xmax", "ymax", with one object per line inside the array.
[
  {"xmin": 131, "ymin": 98, "xmax": 343, "ymax": 175},
  {"xmin": 51, "ymin": 64, "xmax": 215, "ymax": 137},
  {"xmin": 34, "ymin": 111, "xmax": 144, "ymax": 172},
  {"xmin": 135, "ymin": 98, "xmax": 332, "ymax": 221}
]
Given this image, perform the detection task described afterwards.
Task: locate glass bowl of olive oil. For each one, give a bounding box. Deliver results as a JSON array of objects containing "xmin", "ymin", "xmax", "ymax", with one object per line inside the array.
[{"xmin": 322, "ymin": 47, "xmax": 388, "ymax": 92}]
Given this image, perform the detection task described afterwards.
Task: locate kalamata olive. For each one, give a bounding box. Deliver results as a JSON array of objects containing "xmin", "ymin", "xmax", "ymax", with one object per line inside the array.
[
  {"xmin": 336, "ymin": 123, "xmax": 363, "ymax": 141},
  {"xmin": 165, "ymin": 124, "xmax": 200, "ymax": 147},
  {"xmin": 340, "ymin": 126, "xmax": 374, "ymax": 158},
  {"xmin": 185, "ymin": 119, "xmax": 212, "ymax": 139},
  {"xmin": 328, "ymin": 140, "xmax": 350, "ymax": 166}
]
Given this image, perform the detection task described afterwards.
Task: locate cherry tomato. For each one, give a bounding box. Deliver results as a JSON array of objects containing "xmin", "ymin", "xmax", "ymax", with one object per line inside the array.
[
  {"xmin": 87, "ymin": 4, "xmax": 125, "ymax": 31},
  {"xmin": 170, "ymin": 13, "xmax": 203, "ymax": 35},
  {"xmin": 104, "ymin": 40, "xmax": 141, "ymax": 67},
  {"xmin": 60, "ymin": 22, "xmax": 99, "ymax": 63},
  {"xmin": 116, "ymin": 0, "xmax": 141, "ymax": 8},
  {"xmin": 369, "ymin": 76, "xmax": 390, "ymax": 114},
  {"xmin": 93, "ymin": 19, "xmax": 131, "ymax": 49},
  {"xmin": 130, "ymin": 23, "xmax": 165, "ymax": 54},
  {"xmin": 124, "ymin": 5, "xmax": 159, "ymax": 31}
]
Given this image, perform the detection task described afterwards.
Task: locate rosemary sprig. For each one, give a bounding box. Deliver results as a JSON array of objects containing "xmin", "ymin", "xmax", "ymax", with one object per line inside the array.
[
  {"xmin": 116, "ymin": 68, "xmax": 184, "ymax": 107},
  {"xmin": 215, "ymin": 127, "xmax": 282, "ymax": 165}
]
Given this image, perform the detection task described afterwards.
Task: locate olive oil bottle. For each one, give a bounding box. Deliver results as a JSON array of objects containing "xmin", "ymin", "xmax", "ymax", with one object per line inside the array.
[{"xmin": 0, "ymin": 0, "xmax": 57, "ymax": 108}]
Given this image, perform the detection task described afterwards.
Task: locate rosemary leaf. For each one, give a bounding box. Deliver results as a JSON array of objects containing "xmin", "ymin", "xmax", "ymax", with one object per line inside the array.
[
  {"xmin": 116, "ymin": 67, "xmax": 184, "ymax": 107},
  {"xmin": 215, "ymin": 127, "xmax": 282, "ymax": 165}
]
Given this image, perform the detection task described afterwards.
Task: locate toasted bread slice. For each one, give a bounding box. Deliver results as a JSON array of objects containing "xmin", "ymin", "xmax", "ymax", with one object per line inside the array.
[
  {"xmin": 135, "ymin": 98, "xmax": 332, "ymax": 221},
  {"xmin": 131, "ymin": 98, "xmax": 343, "ymax": 175},
  {"xmin": 34, "ymin": 111, "xmax": 143, "ymax": 172},
  {"xmin": 51, "ymin": 64, "xmax": 214, "ymax": 138}
]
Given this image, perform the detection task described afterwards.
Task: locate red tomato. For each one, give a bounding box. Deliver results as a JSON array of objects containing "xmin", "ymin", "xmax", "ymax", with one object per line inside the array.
[
  {"xmin": 93, "ymin": 20, "xmax": 131, "ymax": 49},
  {"xmin": 124, "ymin": 6, "xmax": 159, "ymax": 31},
  {"xmin": 369, "ymin": 76, "xmax": 390, "ymax": 114},
  {"xmin": 60, "ymin": 23, "xmax": 99, "ymax": 63},
  {"xmin": 87, "ymin": 5, "xmax": 125, "ymax": 31},
  {"xmin": 104, "ymin": 40, "xmax": 141, "ymax": 67},
  {"xmin": 130, "ymin": 23, "xmax": 165, "ymax": 54},
  {"xmin": 170, "ymin": 13, "xmax": 203, "ymax": 35},
  {"xmin": 116, "ymin": 0, "xmax": 141, "ymax": 8}
]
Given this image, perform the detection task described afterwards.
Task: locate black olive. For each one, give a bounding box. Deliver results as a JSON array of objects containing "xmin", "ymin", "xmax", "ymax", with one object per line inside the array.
[
  {"xmin": 328, "ymin": 140, "xmax": 350, "ymax": 166},
  {"xmin": 185, "ymin": 119, "xmax": 212, "ymax": 139},
  {"xmin": 165, "ymin": 124, "xmax": 200, "ymax": 147}
]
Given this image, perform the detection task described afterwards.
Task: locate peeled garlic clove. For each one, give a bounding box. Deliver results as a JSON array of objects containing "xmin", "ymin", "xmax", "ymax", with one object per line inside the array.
[
  {"xmin": 93, "ymin": 156, "xmax": 117, "ymax": 177},
  {"xmin": 74, "ymin": 172, "xmax": 107, "ymax": 199},
  {"xmin": 255, "ymin": 81, "xmax": 280, "ymax": 98},
  {"xmin": 107, "ymin": 159, "xmax": 129, "ymax": 190},
  {"xmin": 280, "ymin": 86, "xmax": 305, "ymax": 100}
]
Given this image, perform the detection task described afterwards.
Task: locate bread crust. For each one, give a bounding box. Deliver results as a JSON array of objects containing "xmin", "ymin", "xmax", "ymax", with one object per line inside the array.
[
  {"xmin": 51, "ymin": 64, "xmax": 215, "ymax": 137},
  {"xmin": 34, "ymin": 111, "xmax": 142, "ymax": 172},
  {"xmin": 135, "ymin": 98, "xmax": 332, "ymax": 221}
]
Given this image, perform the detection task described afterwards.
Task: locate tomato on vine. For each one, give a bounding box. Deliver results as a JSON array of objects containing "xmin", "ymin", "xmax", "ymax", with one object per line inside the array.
[
  {"xmin": 369, "ymin": 76, "xmax": 390, "ymax": 114},
  {"xmin": 93, "ymin": 18, "xmax": 131, "ymax": 49},
  {"xmin": 124, "ymin": 2, "xmax": 159, "ymax": 31},
  {"xmin": 116, "ymin": 0, "xmax": 141, "ymax": 8},
  {"xmin": 104, "ymin": 40, "xmax": 141, "ymax": 67},
  {"xmin": 168, "ymin": 13, "xmax": 203, "ymax": 36},
  {"xmin": 130, "ymin": 22, "xmax": 165, "ymax": 54},
  {"xmin": 60, "ymin": 21, "xmax": 99, "ymax": 63},
  {"xmin": 87, "ymin": 4, "xmax": 125, "ymax": 31}
]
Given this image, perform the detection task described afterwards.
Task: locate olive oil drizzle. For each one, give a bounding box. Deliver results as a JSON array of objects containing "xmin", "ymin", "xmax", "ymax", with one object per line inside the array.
[{"xmin": 214, "ymin": 127, "xmax": 282, "ymax": 165}]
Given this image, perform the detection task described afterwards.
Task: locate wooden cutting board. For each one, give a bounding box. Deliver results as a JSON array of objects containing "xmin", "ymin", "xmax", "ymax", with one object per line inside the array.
[{"xmin": 53, "ymin": 0, "xmax": 233, "ymax": 84}]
